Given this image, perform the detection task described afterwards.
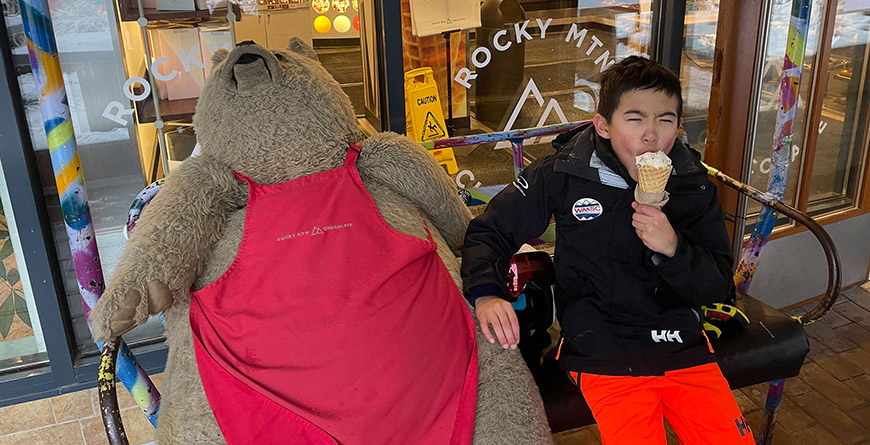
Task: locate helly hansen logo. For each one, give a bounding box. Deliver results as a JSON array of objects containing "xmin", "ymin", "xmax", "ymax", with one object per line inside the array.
[
  {"xmin": 735, "ymin": 416, "xmax": 751, "ymax": 436},
  {"xmin": 651, "ymin": 330, "xmax": 683, "ymax": 343}
]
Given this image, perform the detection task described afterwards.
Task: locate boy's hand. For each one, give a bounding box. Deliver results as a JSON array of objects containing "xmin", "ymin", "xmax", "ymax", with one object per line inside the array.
[
  {"xmin": 474, "ymin": 296, "xmax": 520, "ymax": 349},
  {"xmin": 631, "ymin": 202, "xmax": 678, "ymax": 257}
]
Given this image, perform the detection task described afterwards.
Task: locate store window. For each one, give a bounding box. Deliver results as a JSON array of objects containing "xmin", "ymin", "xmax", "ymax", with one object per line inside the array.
[
  {"xmin": 397, "ymin": 0, "xmax": 729, "ymax": 197},
  {"xmin": 0, "ymin": 160, "xmax": 47, "ymax": 374},
  {"xmin": 747, "ymin": 0, "xmax": 824, "ymax": 217},
  {"xmin": 401, "ymin": 0, "xmax": 661, "ymax": 191},
  {"xmin": 745, "ymin": 0, "xmax": 870, "ymax": 231},
  {"xmin": 805, "ymin": 1, "xmax": 870, "ymax": 215},
  {"xmin": 2, "ymin": 0, "xmax": 370, "ymax": 399},
  {"xmin": 681, "ymin": 0, "xmax": 721, "ymax": 152},
  {"xmin": 4, "ymin": 0, "xmax": 373, "ymax": 361},
  {"xmin": 235, "ymin": 0, "xmax": 365, "ymax": 115},
  {"xmin": 4, "ymin": 0, "xmax": 163, "ymax": 358}
]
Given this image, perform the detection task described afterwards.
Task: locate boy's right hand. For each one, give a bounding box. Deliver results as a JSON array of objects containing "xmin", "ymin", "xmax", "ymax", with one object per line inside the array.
[{"xmin": 475, "ymin": 296, "xmax": 520, "ymax": 349}]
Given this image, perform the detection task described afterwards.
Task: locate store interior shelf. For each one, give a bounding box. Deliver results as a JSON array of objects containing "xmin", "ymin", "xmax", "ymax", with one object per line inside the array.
[
  {"xmin": 116, "ymin": 0, "xmax": 241, "ymax": 22},
  {"xmin": 136, "ymin": 94, "xmax": 199, "ymax": 124}
]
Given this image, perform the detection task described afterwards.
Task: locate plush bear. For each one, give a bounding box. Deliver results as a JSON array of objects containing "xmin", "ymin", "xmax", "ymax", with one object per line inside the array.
[{"xmin": 89, "ymin": 39, "xmax": 552, "ymax": 444}]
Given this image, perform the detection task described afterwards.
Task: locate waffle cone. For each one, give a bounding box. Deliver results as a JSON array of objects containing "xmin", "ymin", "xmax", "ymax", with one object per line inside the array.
[{"xmin": 637, "ymin": 165, "xmax": 672, "ymax": 194}]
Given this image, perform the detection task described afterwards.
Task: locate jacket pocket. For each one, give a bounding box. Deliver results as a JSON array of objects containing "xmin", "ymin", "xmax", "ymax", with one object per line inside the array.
[{"xmin": 561, "ymin": 299, "xmax": 621, "ymax": 362}]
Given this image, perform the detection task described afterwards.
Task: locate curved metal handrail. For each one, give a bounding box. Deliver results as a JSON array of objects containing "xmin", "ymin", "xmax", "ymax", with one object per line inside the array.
[
  {"xmin": 705, "ymin": 163, "xmax": 841, "ymax": 325},
  {"xmin": 99, "ymin": 338, "xmax": 129, "ymax": 445}
]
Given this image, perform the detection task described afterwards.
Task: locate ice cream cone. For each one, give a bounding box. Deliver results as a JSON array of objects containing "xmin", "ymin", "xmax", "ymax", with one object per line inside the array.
[
  {"xmin": 634, "ymin": 151, "xmax": 672, "ymax": 209},
  {"xmin": 637, "ymin": 165, "xmax": 673, "ymax": 194}
]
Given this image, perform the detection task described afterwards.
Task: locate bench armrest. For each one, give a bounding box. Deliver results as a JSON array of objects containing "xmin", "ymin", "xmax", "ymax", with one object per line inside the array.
[{"xmin": 704, "ymin": 163, "xmax": 842, "ymax": 325}]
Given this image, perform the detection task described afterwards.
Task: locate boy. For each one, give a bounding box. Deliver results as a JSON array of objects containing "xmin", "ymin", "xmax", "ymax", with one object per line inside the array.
[{"xmin": 460, "ymin": 56, "xmax": 754, "ymax": 444}]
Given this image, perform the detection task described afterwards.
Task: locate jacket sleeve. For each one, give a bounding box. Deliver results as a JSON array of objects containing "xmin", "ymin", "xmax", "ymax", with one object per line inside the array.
[
  {"xmin": 652, "ymin": 180, "xmax": 735, "ymax": 307},
  {"xmin": 461, "ymin": 157, "xmax": 557, "ymax": 304}
]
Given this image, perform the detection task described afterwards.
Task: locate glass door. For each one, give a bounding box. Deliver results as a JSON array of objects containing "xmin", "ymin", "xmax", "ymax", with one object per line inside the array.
[
  {"xmin": 743, "ymin": 0, "xmax": 870, "ymax": 233},
  {"xmin": 394, "ymin": 0, "xmax": 664, "ymax": 192}
]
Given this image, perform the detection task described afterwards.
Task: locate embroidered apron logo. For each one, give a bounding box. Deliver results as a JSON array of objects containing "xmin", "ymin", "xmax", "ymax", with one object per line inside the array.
[
  {"xmin": 277, "ymin": 223, "xmax": 353, "ymax": 242},
  {"xmin": 572, "ymin": 198, "xmax": 603, "ymax": 221}
]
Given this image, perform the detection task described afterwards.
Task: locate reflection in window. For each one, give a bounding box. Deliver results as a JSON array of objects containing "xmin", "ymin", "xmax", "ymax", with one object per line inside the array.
[
  {"xmin": 746, "ymin": 0, "xmax": 824, "ymax": 223},
  {"xmin": 680, "ymin": 0, "xmax": 719, "ymax": 153},
  {"xmin": 807, "ymin": 1, "xmax": 870, "ymax": 215},
  {"xmin": 4, "ymin": 0, "xmax": 161, "ymax": 358},
  {"xmin": 401, "ymin": 1, "xmax": 657, "ymax": 190},
  {"xmin": 0, "ymin": 161, "xmax": 47, "ymax": 375}
]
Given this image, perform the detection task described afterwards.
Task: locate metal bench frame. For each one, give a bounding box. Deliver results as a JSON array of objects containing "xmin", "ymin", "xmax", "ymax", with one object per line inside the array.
[{"xmin": 98, "ymin": 123, "xmax": 841, "ymax": 445}]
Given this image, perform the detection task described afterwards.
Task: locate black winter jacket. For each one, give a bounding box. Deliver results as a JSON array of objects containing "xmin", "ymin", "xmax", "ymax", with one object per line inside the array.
[{"xmin": 461, "ymin": 124, "xmax": 735, "ymax": 376}]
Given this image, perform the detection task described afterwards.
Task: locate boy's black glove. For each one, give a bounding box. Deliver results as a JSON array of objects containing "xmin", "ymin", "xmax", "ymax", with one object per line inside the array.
[{"xmin": 701, "ymin": 303, "xmax": 750, "ymax": 340}]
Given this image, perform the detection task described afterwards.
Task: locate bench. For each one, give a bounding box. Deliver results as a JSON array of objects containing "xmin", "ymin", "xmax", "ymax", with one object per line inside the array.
[
  {"xmin": 97, "ymin": 124, "xmax": 840, "ymax": 445},
  {"xmin": 522, "ymin": 162, "xmax": 839, "ymax": 444}
]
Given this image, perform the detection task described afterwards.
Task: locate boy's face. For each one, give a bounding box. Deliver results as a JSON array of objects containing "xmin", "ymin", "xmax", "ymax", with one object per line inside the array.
[{"xmin": 592, "ymin": 88, "xmax": 681, "ymax": 181}]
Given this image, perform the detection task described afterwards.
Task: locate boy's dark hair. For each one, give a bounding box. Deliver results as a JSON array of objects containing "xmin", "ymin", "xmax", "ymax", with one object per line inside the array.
[{"xmin": 597, "ymin": 56, "xmax": 683, "ymax": 121}]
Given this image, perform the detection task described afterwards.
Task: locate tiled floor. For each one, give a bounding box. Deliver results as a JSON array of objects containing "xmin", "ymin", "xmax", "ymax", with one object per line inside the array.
[
  {"xmin": 554, "ymin": 282, "xmax": 870, "ymax": 444},
  {"xmin": 2, "ymin": 284, "xmax": 869, "ymax": 444},
  {"xmin": 0, "ymin": 374, "xmax": 162, "ymax": 445}
]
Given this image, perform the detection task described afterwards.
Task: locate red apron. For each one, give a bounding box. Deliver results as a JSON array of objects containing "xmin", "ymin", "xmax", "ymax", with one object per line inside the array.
[{"xmin": 189, "ymin": 145, "xmax": 478, "ymax": 444}]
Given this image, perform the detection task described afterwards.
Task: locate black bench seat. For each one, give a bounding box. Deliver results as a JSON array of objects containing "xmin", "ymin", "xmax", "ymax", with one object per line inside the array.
[{"xmin": 530, "ymin": 290, "xmax": 811, "ymax": 433}]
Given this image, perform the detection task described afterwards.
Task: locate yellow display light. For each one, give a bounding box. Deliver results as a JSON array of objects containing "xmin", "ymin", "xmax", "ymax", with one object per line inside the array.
[{"xmin": 313, "ymin": 15, "xmax": 331, "ymax": 33}]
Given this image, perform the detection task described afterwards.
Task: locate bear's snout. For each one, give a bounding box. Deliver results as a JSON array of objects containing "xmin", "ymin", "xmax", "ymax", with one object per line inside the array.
[
  {"xmin": 232, "ymin": 54, "xmax": 272, "ymax": 95},
  {"xmin": 220, "ymin": 42, "xmax": 277, "ymax": 95}
]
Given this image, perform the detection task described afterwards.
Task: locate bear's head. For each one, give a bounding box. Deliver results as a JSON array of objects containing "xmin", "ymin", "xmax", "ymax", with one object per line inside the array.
[{"xmin": 193, "ymin": 39, "xmax": 360, "ymax": 184}]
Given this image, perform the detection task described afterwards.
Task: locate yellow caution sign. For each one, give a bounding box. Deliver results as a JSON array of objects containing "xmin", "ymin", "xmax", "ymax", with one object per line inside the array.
[
  {"xmin": 430, "ymin": 148, "xmax": 458, "ymax": 175},
  {"xmin": 405, "ymin": 67, "xmax": 448, "ymax": 142}
]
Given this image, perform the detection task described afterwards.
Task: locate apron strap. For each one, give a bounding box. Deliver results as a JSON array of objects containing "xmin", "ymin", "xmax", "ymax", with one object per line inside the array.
[
  {"xmin": 344, "ymin": 143, "xmax": 362, "ymax": 167},
  {"xmin": 421, "ymin": 218, "xmax": 435, "ymax": 244},
  {"xmin": 232, "ymin": 170, "xmax": 254, "ymax": 184}
]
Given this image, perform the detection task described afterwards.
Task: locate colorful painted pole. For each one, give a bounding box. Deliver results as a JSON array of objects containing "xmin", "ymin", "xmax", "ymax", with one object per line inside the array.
[
  {"xmin": 17, "ymin": 0, "xmax": 160, "ymax": 427},
  {"xmin": 728, "ymin": 2, "xmax": 812, "ymax": 444},
  {"xmin": 756, "ymin": 379, "xmax": 786, "ymax": 444},
  {"xmin": 734, "ymin": 0, "xmax": 812, "ymax": 293}
]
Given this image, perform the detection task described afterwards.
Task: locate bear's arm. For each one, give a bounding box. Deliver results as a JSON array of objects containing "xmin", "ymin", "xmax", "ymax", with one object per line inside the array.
[
  {"xmin": 89, "ymin": 155, "xmax": 246, "ymax": 342},
  {"xmin": 357, "ymin": 132, "xmax": 471, "ymax": 252}
]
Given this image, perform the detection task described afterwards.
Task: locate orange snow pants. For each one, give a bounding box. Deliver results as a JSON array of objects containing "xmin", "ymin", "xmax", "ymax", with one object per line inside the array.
[{"xmin": 570, "ymin": 362, "xmax": 755, "ymax": 445}]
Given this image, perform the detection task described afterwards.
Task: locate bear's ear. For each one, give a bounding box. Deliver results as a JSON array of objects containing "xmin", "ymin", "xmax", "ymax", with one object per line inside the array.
[
  {"xmin": 211, "ymin": 48, "xmax": 230, "ymax": 67},
  {"xmin": 286, "ymin": 37, "xmax": 318, "ymax": 61}
]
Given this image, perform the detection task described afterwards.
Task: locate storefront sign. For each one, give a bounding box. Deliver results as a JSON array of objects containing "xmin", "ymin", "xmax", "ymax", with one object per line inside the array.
[
  {"xmin": 105, "ymin": 18, "xmax": 617, "ymax": 127},
  {"xmin": 454, "ymin": 20, "xmax": 616, "ymax": 89},
  {"xmin": 752, "ymin": 121, "xmax": 826, "ymax": 174},
  {"xmin": 102, "ymin": 41, "xmax": 231, "ymax": 126}
]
